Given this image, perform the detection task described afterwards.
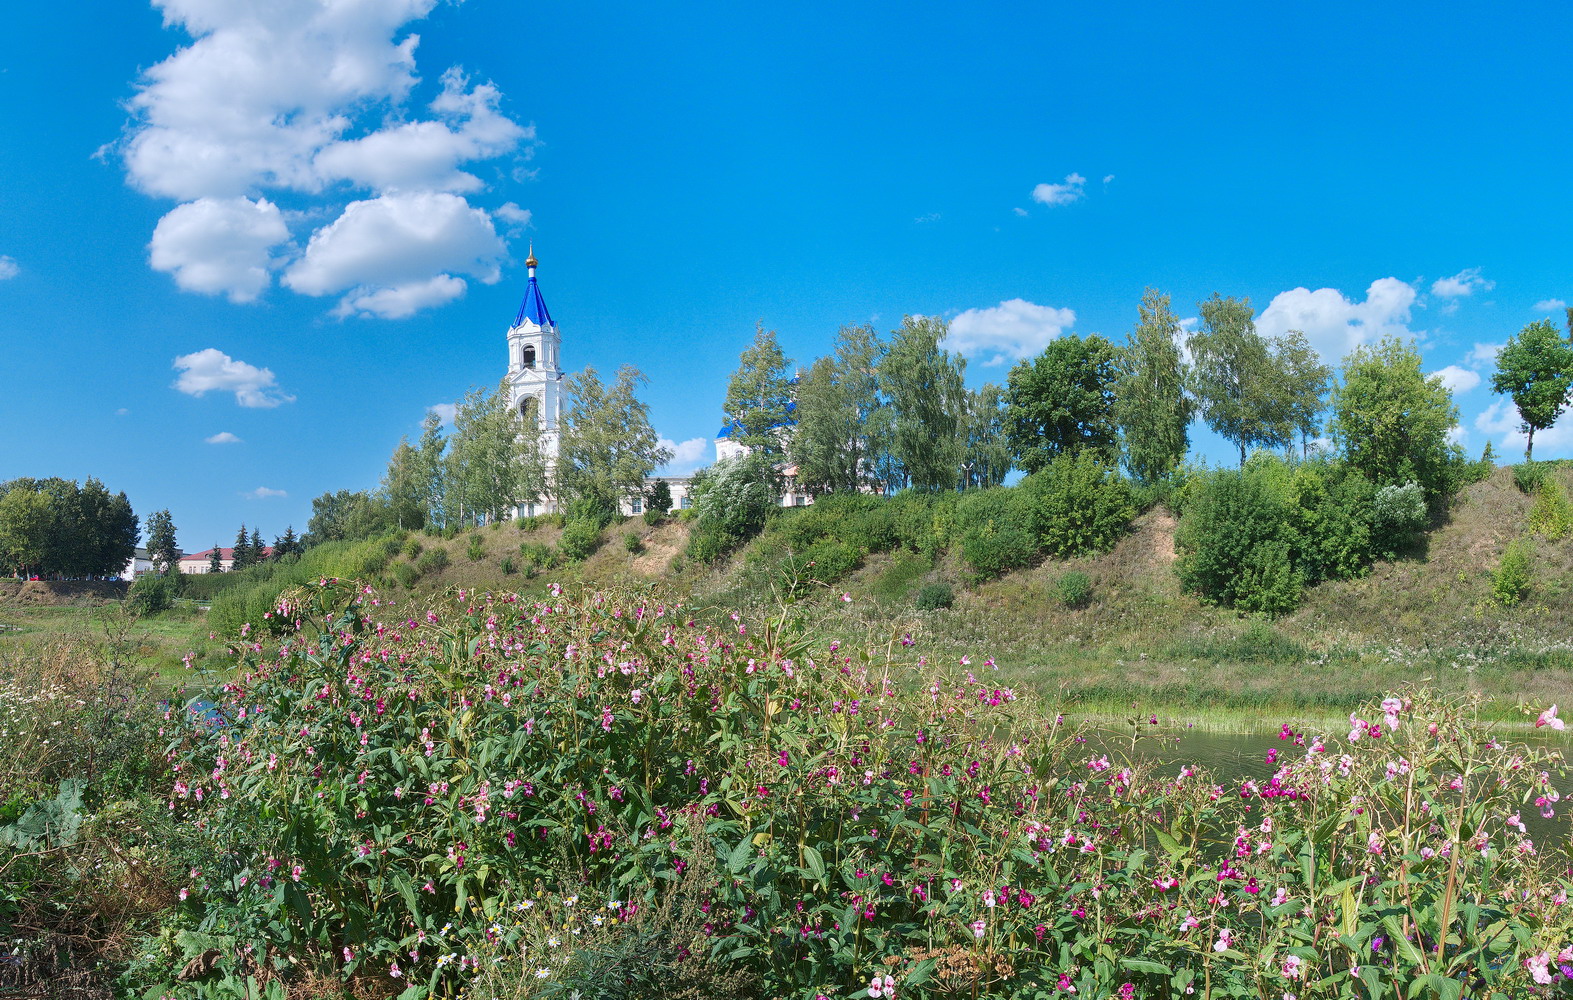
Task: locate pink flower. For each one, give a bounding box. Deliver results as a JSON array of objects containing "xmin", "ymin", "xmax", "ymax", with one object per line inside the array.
[
  {"xmin": 1214, "ymin": 928, "xmax": 1233, "ymax": 952},
  {"xmin": 1536, "ymin": 705, "xmax": 1565, "ymax": 730},
  {"xmin": 867, "ymin": 974, "xmax": 896, "ymax": 998},
  {"xmin": 970, "ymin": 919, "xmax": 986, "ymax": 939},
  {"xmin": 1526, "ymin": 952, "xmax": 1553, "ymax": 985},
  {"xmin": 1282, "ymin": 954, "xmax": 1303, "ymax": 979}
]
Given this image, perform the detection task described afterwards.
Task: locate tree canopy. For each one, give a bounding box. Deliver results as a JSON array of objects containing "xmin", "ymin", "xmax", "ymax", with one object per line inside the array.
[
  {"xmin": 722, "ymin": 323, "xmax": 795, "ymax": 456},
  {"xmin": 1005, "ymin": 333, "xmax": 1120, "ymax": 473},
  {"xmin": 1490, "ymin": 318, "xmax": 1573, "ymax": 460}
]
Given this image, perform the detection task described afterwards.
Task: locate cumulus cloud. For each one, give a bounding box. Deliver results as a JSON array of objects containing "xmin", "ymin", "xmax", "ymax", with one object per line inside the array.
[
  {"xmin": 1533, "ymin": 298, "xmax": 1567, "ymax": 313},
  {"xmin": 244, "ymin": 486, "xmax": 288, "ymax": 499},
  {"xmin": 118, "ymin": 0, "xmax": 530, "ymax": 316},
  {"xmin": 204, "ymin": 431, "xmax": 243, "ymax": 444},
  {"xmin": 658, "ymin": 437, "xmax": 710, "ymax": 475},
  {"xmin": 1031, "ymin": 173, "xmax": 1086, "ymax": 207},
  {"xmin": 428, "ymin": 402, "xmax": 458, "ymax": 425},
  {"xmin": 173, "ymin": 348, "xmax": 295, "ymax": 408},
  {"xmin": 1255, "ymin": 277, "xmax": 1420, "ymax": 363},
  {"xmin": 1466, "ymin": 342, "xmax": 1503, "ymax": 368},
  {"xmin": 0, "ymin": 255, "xmax": 18, "ymax": 279},
  {"xmin": 1477, "ymin": 399, "xmax": 1573, "ymax": 457},
  {"xmin": 282, "ymin": 192, "xmax": 503, "ymax": 314},
  {"xmin": 494, "ymin": 202, "xmax": 532, "ymax": 233},
  {"xmin": 946, "ymin": 298, "xmax": 1076, "ymax": 366},
  {"xmin": 1430, "ymin": 365, "xmax": 1481, "ymax": 394},
  {"xmin": 149, "ymin": 197, "xmax": 289, "ymax": 301},
  {"xmin": 1431, "ymin": 267, "xmax": 1494, "ymax": 300}
]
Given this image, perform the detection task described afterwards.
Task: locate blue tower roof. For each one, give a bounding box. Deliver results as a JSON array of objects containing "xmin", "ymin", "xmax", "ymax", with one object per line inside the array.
[{"xmin": 512, "ymin": 248, "xmax": 553, "ymax": 328}]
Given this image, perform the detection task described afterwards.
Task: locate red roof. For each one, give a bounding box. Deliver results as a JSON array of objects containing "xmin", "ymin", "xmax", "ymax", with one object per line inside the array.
[{"xmin": 180, "ymin": 546, "xmax": 274, "ymax": 562}]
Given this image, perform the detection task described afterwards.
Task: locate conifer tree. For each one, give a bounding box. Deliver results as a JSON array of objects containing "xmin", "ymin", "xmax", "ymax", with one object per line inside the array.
[
  {"xmin": 233, "ymin": 524, "xmax": 253, "ymax": 570},
  {"xmin": 144, "ymin": 509, "xmax": 179, "ymax": 575},
  {"xmin": 208, "ymin": 545, "xmax": 222, "ymax": 573}
]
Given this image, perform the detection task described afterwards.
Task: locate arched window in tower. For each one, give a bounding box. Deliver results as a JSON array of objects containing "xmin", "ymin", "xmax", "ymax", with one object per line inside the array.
[
  {"xmin": 518, "ymin": 395, "xmax": 538, "ymax": 426},
  {"xmin": 522, "ymin": 345, "xmax": 536, "ymax": 369}
]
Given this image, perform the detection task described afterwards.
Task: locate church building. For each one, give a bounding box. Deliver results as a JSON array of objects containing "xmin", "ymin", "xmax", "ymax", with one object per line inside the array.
[{"xmin": 499, "ymin": 249, "xmax": 812, "ymax": 517}]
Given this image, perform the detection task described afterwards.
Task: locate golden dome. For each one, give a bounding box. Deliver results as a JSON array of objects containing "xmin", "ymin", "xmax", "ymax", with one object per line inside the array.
[{"xmin": 525, "ymin": 242, "xmax": 538, "ymax": 269}]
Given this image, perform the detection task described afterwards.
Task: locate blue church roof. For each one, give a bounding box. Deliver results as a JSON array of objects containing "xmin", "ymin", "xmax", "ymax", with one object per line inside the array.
[{"xmin": 513, "ymin": 274, "xmax": 553, "ymax": 328}]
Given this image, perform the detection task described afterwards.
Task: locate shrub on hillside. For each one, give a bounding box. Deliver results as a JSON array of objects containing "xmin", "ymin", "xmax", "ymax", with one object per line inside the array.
[
  {"xmin": 957, "ymin": 487, "xmax": 1036, "ymax": 580},
  {"xmin": 466, "ymin": 533, "xmax": 486, "ymax": 561},
  {"xmin": 689, "ymin": 453, "xmax": 781, "ymax": 549},
  {"xmin": 1513, "ymin": 462, "xmax": 1548, "ymax": 495},
  {"xmin": 1016, "ymin": 450, "xmax": 1136, "ymax": 558},
  {"xmin": 623, "ymin": 531, "xmax": 643, "ymax": 554},
  {"xmin": 126, "ymin": 573, "xmax": 177, "ymax": 615},
  {"xmin": 403, "ymin": 537, "xmax": 423, "ymax": 559},
  {"xmin": 914, "ymin": 581, "xmax": 954, "ymax": 610},
  {"xmin": 889, "ymin": 490, "xmax": 958, "ymax": 556},
  {"xmin": 1176, "ymin": 466, "xmax": 1304, "ymax": 615},
  {"xmin": 1055, "ymin": 570, "xmax": 1092, "ymax": 609},
  {"xmin": 414, "ymin": 547, "xmax": 449, "ymax": 575},
  {"xmin": 559, "ymin": 519, "xmax": 602, "ymax": 562},
  {"xmin": 1369, "ymin": 479, "xmax": 1427, "ymax": 560},
  {"xmin": 519, "ymin": 541, "xmax": 555, "ymax": 569},
  {"xmin": 1529, "ymin": 478, "xmax": 1573, "ymax": 540},
  {"xmin": 1494, "ymin": 539, "xmax": 1533, "ymax": 605},
  {"xmin": 392, "ymin": 562, "xmax": 419, "ymax": 589},
  {"xmin": 1288, "ymin": 462, "xmax": 1376, "ymax": 580}
]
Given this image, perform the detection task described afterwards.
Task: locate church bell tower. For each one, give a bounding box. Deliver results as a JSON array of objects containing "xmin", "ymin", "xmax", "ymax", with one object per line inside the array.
[{"xmin": 504, "ymin": 245, "xmax": 563, "ymax": 465}]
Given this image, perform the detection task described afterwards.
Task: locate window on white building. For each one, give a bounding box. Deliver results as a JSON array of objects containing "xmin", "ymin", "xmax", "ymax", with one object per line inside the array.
[
  {"xmin": 680, "ymin": 496, "xmax": 692, "ymax": 509},
  {"xmin": 630, "ymin": 498, "xmax": 643, "ymax": 514}
]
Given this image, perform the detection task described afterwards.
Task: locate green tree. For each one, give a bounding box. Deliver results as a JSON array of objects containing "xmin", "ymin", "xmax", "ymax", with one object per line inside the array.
[
  {"xmin": 1271, "ymin": 329, "xmax": 1332, "ymax": 456},
  {"xmin": 558, "ymin": 365, "xmax": 672, "ymax": 511},
  {"xmin": 273, "ymin": 526, "xmax": 302, "ymax": 559},
  {"xmin": 382, "ymin": 437, "xmax": 429, "ymax": 530},
  {"xmin": 1005, "ymin": 334, "xmax": 1120, "ymax": 473},
  {"xmin": 232, "ymin": 524, "xmax": 254, "ymax": 570},
  {"xmin": 877, "ymin": 315, "xmax": 967, "ymax": 491},
  {"xmin": 1490, "ymin": 319, "xmax": 1573, "ymax": 461},
  {"xmin": 722, "ymin": 323, "xmax": 795, "ymax": 456},
  {"xmin": 416, "ymin": 410, "xmax": 449, "ymax": 529},
  {"xmin": 144, "ymin": 508, "xmax": 179, "ymax": 575},
  {"xmin": 790, "ymin": 324, "xmax": 885, "ymax": 496},
  {"xmin": 79, "ymin": 478, "xmax": 138, "ymax": 578},
  {"xmin": 305, "ymin": 490, "xmax": 391, "ymax": 544},
  {"xmin": 1188, "ymin": 294, "xmax": 1292, "ymax": 465},
  {"xmin": 961, "ymin": 383, "xmax": 1013, "ymax": 489},
  {"xmin": 1331, "ymin": 337, "xmax": 1463, "ymax": 507},
  {"xmin": 208, "ymin": 545, "xmax": 223, "ymax": 573},
  {"xmin": 251, "ymin": 527, "xmax": 265, "ymax": 562},
  {"xmin": 1115, "ymin": 289, "xmax": 1194, "ymax": 485},
  {"xmin": 446, "ymin": 382, "xmax": 548, "ymax": 525},
  {"xmin": 0, "ymin": 486, "xmax": 51, "ymax": 577},
  {"xmin": 646, "ymin": 480, "xmax": 673, "ymax": 515}
]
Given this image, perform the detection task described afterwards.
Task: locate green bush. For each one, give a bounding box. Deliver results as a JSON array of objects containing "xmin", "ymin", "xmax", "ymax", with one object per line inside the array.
[
  {"xmin": 1226, "ymin": 617, "xmax": 1306, "ymax": 662},
  {"xmin": 519, "ymin": 541, "xmax": 555, "ymax": 568},
  {"xmin": 1290, "ymin": 462, "xmax": 1376, "ymax": 580},
  {"xmin": 957, "ymin": 487, "xmax": 1036, "ymax": 580},
  {"xmin": 466, "ymin": 534, "xmax": 486, "ymax": 561},
  {"xmin": 1176, "ymin": 466, "xmax": 1304, "ymax": 615},
  {"xmin": 1513, "ymin": 462, "xmax": 1548, "ymax": 495},
  {"xmin": 685, "ymin": 522, "xmax": 733, "ymax": 564},
  {"xmin": 1055, "ymin": 570, "xmax": 1092, "ymax": 609},
  {"xmin": 1016, "ymin": 451, "xmax": 1136, "ymax": 558},
  {"xmin": 415, "ymin": 547, "xmax": 449, "ymax": 575},
  {"xmin": 689, "ymin": 453, "xmax": 781, "ymax": 547},
  {"xmin": 126, "ymin": 573, "xmax": 177, "ymax": 615},
  {"xmin": 393, "ymin": 562, "xmax": 419, "ymax": 589},
  {"xmin": 1528, "ymin": 478, "xmax": 1573, "ymax": 540},
  {"xmin": 558, "ymin": 519, "xmax": 602, "ymax": 562},
  {"xmin": 1369, "ymin": 479, "xmax": 1426, "ymax": 560},
  {"xmin": 500, "ymin": 556, "xmax": 516, "ymax": 576},
  {"xmin": 798, "ymin": 539, "xmax": 861, "ymax": 586},
  {"xmin": 623, "ymin": 531, "xmax": 643, "ymax": 554},
  {"xmin": 403, "ymin": 537, "xmax": 424, "ymax": 559},
  {"xmin": 642, "ymin": 509, "xmax": 665, "ymax": 527},
  {"xmin": 914, "ymin": 581, "xmax": 954, "ymax": 610},
  {"xmin": 1494, "ymin": 539, "xmax": 1533, "ymax": 605}
]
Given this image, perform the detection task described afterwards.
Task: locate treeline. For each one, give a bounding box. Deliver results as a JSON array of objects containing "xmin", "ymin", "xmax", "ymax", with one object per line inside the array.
[
  {"xmin": 307, "ymin": 367, "xmax": 671, "ymax": 543},
  {"xmin": 0, "ymin": 477, "xmax": 138, "ymax": 578}
]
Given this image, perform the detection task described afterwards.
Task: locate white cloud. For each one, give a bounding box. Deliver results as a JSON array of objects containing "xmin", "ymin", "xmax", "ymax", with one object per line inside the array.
[
  {"xmin": 1431, "ymin": 267, "xmax": 1494, "ymax": 300},
  {"xmin": 335, "ymin": 274, "xmax": 467, "ymax": 319},
  {"xmin": 1430, "ymin": 365, "xmax": 1481, "ymax": 394},
  {"xmin": 1477, "ymin": 399, "xmax": 1573, "ymax": 457},
  {"xmin": 1446, "ymin": 424, "xmax": 1466, "ymax": 447},
  {"xmin": 173, "ymin": 348, "xmax": 295, "ymax": 408},
  {"xmin": 1102, "ymin": 174, "xmax": 1114, "ymax": 184},
  {"xmin": 1255, "ymin": 277, "xmax": 1420, "ymax": 363},
  {"xmin": 244, "ymin": 486, "xmax": 288, "ymax": 500},
  {"xmin": 115, "ymin": 408, "xmax": 130, "ymax": 416},
  {"xmin": 946, "ymin": 298, "xmax": 1077, "ymax": 366},
  {"xmin": 282, "ymin": 191, "xmax": 503, "ymax": 314},
  {"xmin": 1466, "ymin": 342, "xmax": 1503, "ymax": 369},
  {"xmin": 1031, "ymin": 173, "xmax": 1086, "ymax": 207},
  {"xmin": 494, "ymin": 202, "xmax": 532, "ymax": 229},
  {"xmin": 428, "ymin": 402, "xmax": 457, "ymax": 425},
  {"xmin": 914, "ymin": 213, "xmax": 941, "ymax": 224},
  {"xmin": 1533, "ymin": 298, "xmax": 1567, "ymax": 313},
  {"xmin": 0, "ymin": 255, "xmax": 18, "ymax": 279},
  {"xmin": 658, "ymin": 436, "xmax": 710, "ymax": 475},
  {"xmin": 1011, "ymin": 207, "xmax": 1028, "ymax": 217},
  {"xmin": 148, "ymin": 197, "xmax": 289, "ymax": 302},
  {"xmin": 204, "ymin": 431, "xmax": 243, "ymax": 444},
  {"xmin": 118, "ymin": 0, "xmax": 530, "ymax": 317}
]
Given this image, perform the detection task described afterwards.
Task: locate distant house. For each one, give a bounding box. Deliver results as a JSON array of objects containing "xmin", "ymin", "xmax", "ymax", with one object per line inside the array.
[
  {"xmin": 119, "ymin": 547, "xmax": 156, "ymax": 581},
  {"xmin": 178, "ymin": 546, "xmax": 273, "ymax": 574}
]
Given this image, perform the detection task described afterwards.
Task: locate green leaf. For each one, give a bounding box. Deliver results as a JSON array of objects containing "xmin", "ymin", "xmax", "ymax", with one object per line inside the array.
[
  {"xmin": 802, "ymin": 845, "xmax": 826, "ymax": 886},
  {"xmin": 727, "ymin": 837, "xmax": 754, "ymax": 875},
  {"xmin": 1122, "ymin": 958, "xmax": 1173, "ymax": 975},
  {"xmin": 905, "ymin": 957, "xmax": 938, "ymax": 986},
  {"xmin": 1154, "ymin": 829, "xmax": 1184, "ymax": 858}
]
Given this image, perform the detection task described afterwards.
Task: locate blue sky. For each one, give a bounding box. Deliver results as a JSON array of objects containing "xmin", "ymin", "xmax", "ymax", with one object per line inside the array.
[{"xmin": 2, "ymin": 0, "xmax": 1570, "ymax": 550}]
